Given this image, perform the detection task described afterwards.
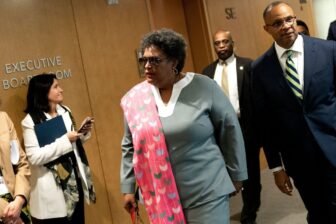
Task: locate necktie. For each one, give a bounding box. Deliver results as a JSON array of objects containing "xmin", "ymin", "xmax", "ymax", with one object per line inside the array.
[
  {"xmin": 221, "ymin": 61, "xmax": 229, "ymax": 96},
  {"xmin": 285, "ymin": 50, "xmax": 303, "ymax": 99}
]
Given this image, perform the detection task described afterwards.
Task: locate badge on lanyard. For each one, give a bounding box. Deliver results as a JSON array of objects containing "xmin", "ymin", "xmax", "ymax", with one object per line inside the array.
[
  {"xmin": 0, "ymin": 175, "xmax": 9, "ymax": 195},
  {"xmin": 10, "ymin": 140, "xmax": 20, "ymax": 165}
]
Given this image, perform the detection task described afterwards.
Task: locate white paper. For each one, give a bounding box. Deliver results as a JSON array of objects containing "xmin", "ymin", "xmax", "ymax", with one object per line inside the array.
[
  {"xmin": 10, "ymin": 140, "xmax": 19, "ymax": 165},
  {"xmin": 0, "ymin": 176, "xmax": 9, "ymax": 195}
]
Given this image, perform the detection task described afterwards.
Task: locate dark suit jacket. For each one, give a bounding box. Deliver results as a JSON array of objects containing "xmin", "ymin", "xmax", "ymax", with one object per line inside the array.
[
  {"xmin": 202, "ymin": 56, "xmax": 260, "ymax": 149},
  {"xmin": 252, "ymin": 35, "xmax": 336, "ymax": 172},
  {"xmin": 327, "ymin": 20, "xmax": 336, "ymax": 41}
]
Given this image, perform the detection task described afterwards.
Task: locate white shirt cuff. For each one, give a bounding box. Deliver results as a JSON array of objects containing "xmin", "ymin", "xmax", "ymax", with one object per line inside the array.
[{"xmin": 271, "ymin": 166, "xmax": 283, "ymax": 173}]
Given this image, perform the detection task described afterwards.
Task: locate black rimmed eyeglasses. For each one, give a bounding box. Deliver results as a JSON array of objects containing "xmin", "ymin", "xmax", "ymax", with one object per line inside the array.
[
  {"xmin": 138, "ymin": 56, "xmax": 168, "ymax": 67},
  {"xmin": 266, "ymin": 16, "xmax": 296, "ymax": 29}
]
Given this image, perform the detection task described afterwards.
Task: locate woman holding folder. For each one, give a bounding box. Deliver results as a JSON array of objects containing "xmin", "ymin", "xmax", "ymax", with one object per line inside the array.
[{"xmin": 21, "ymin": 74, "xmax": 96, "ymax": 224}]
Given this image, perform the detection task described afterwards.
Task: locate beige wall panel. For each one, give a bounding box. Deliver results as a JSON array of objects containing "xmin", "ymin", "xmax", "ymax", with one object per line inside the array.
[
  {"xmin": 71, "ymin": 0, "xmax": 152, "ymax": 223},
  {"xmin": 182, "ymin": 0, "xmax": 213, "ymax": 73},
  {"xmin": 149, "ymin": 0, "xmax": 195, "ymax": 73},
  {"xmin": 204, "ymin": 0, "xmax": 259, "ymax": 59},
  {"xmin": 0, "ymin": 0, "xmax": 110, "ymax": 223},
  {"xmin": 0, "ymin": 0, "xmax": 89, "ymax": 128}
]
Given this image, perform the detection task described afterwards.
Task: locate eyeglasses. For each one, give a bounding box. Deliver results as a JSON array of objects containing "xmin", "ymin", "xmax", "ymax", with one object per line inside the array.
[
  {"xmin": 266, "ymin": 16, "xmax": 296, "ymax": 29},
  {"xmin": 214, "ymin": 39, "xmax": 232, "ymax": 47},
  {"xmin": 138, "ymin": 56, "xmax": 167, "ymax": 67}
]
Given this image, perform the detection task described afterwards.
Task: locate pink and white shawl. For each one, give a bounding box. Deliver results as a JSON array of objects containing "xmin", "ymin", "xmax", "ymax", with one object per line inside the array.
[{"xmin": 121, "ymin": 81, "xmax": 186, "ymax": 224}]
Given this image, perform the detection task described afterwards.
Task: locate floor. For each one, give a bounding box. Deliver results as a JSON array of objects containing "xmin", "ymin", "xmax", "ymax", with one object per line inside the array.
[{"xmin": 229, "ymin": 170, "xmax": 307, "ymax": 224}]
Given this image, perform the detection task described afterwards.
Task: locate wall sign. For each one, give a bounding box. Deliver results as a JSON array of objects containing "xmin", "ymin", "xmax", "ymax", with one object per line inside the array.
[
  {"xmin": 225, "ymin": 7, "xmax": 236, "ymax": 20},
  {"xmin": 2, "ymin": 56, "xmax": 72, "ymax": 90}
]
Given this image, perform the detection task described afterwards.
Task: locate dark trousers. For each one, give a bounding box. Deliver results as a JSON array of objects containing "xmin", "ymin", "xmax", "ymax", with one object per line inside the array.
[
  {"xmin": 286, "ymin": 141, "xmax": 336, "ymax": 224},
  {"xmin": 240, "ymin": 145, "xmax": 261, "ymax": 224}
]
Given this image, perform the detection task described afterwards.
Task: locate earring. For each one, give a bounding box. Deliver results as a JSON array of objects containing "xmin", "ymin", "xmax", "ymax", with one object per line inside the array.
[{"xmin": 172, "ymin": 67, "xmax": 178, "ymax": 75}]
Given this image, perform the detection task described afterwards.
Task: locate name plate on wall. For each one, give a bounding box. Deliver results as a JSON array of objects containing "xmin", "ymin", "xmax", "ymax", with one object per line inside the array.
[
  {"xmin": 1, "ymin": 56, "xmax": 72, "ymax": 90},
  {"xmin": 107, "ymin": 0, "xmax": 118, "ymax": 5},
  {"xmin": 225, "ymin": 7, "xmax": 236, "ymax": 20}
]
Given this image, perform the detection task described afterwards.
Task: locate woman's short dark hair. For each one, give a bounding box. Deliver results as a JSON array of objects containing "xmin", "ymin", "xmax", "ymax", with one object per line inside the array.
[
  {"xmin": 140, "ymin": 28, "xmax": 187, "ymax": 73},
  {"xmin": 24, "ymin": 73, "xmax": 57, "ymax": 114}
]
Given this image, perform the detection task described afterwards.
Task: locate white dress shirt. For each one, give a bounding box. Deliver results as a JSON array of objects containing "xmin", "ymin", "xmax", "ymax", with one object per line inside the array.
[
  {"xmin": 274, "ymin": 35, "xmax": 304, "ymax": 91},
  {"xmin": 213, "ymin": 54, "xmax": 240, "ymax": 116}
]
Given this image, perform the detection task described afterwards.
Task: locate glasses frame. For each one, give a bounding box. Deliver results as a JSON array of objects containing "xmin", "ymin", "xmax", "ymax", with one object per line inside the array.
[
  {"xmin": 266, "ymin": 16, "xmax": 296, "ymax": 29},
  {"xmin": 138, "ymin": 56, "xmax": 168, "ymax": 67}
]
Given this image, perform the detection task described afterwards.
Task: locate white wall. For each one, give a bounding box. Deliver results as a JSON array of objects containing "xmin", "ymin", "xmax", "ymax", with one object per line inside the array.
[{"xmin": 312, "ymin": 0, "xmax": 336, "ymax": 39}]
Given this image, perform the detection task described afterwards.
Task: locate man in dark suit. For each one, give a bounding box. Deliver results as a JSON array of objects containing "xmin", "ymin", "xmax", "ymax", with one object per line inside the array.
[
  {"xmin": 252, "ymin": 1, "xmax": 336, "ymax": 223},
  {"xmin": 327, "ymin": 20, "xmax": 336, "ymax": 41},
  {"xmin": 202, "ymin": 30, "xmax": 261, "ymax": 224}
]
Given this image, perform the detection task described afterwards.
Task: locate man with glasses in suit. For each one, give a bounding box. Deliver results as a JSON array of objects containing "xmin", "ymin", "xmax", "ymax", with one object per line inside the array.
[{"xmin": 252, "ymin": 1, "xmax": 336, "ymax": 223}]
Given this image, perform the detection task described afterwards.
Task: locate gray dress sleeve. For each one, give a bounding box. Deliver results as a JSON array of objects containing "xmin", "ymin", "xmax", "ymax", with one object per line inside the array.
[
  {"xmin": 210, "ymin": 82, "xmax": 248, "ymax": 181},
  {"xmin": 120, "ymin": 118, "xmax": 136, "ymax": 193}
]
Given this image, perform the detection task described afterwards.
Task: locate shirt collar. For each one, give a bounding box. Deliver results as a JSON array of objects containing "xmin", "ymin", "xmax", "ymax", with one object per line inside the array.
[
  {"xmin": 218, "ymin": 53, "xmax": 235, "ymax": 65},
  {"xmin": 44, "ymin": 104, "xmax": 66, "ymax": 119},
  {"xmin": 274, "ymin": 34, "xmax": 303, "ymax": 59}
]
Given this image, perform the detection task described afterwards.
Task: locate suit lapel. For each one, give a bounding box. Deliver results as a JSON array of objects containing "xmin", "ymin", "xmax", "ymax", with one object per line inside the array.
[
  {"xmin": 236, "ymin": 57, "xmax": 244, "ymax": 98},
  {"xmin": 266, "ymin": 47, "xmax": 288, "ymax": 90},
  {"xmin": 302, "ymin": 36, "xmax": 316, "ymax": 99},
  {"xmin": 207, "ymin": 61, "xmax": 218, "ymax": 79}
]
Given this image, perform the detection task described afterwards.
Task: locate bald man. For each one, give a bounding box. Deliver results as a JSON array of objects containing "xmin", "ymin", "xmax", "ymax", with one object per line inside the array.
[{"xmin": 202, "ymin": 30, "xmax": 261, "ymax": 224}]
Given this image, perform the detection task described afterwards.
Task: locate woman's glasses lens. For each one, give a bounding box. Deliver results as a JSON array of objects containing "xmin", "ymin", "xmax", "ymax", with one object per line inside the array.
[{"xmin": 138, "ymin": 57, "xmax": 163, "ymax": 66}]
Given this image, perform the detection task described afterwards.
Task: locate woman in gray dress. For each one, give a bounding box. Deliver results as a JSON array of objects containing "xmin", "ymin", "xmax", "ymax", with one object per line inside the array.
[{"xmin": 120, "ymin": 28, "xmax": 247, "ymax": 224}]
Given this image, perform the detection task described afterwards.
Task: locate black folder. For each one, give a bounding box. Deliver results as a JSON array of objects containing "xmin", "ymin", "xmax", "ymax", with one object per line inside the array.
[{"xmin": 34, "ymin": 115, "xmax": 67, "ymax": 147}]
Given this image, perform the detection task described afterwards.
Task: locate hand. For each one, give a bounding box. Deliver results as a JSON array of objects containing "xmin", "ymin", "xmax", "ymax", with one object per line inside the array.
[
  {"xmin": 78, "ymin": 117, "xmax": 94, "ymax": 134},
  {"xmin": 273, "ymin": 169, "xmax": 293, "ymax": 195},
  {"xmin": 230, "ymin": 181, "xmax": 244, "ymax": 196},
  {"xmin": 3, "ymin": 217, "xmax": 24, "ymax": 224},
  {"xmin": 123, "ymin": 193, "xmax": 137, "ymax": 213},
  {"xmin": 16, "ymin": 217, "xmax": 24, "ymax": 224},
  {"xmin": 67, "ymin": 131, "xmax": 81, "ymax": 142},
  {"xmin": 2, "ymin": 196, "xmax": 24, "ymax": 224}
]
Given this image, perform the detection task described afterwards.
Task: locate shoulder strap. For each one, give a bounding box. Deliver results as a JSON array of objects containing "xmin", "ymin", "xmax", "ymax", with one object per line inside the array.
[
  {"xmin": 29, "ymin": 111, "xmax": 47, "ymax": 125},
  {"xmin": 60, "ymin": 105, "xmax": 77, "ymax": 130},
  {"xmin": 60, "ymin": 104, "xmax": 69, "ymax": 112}
]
